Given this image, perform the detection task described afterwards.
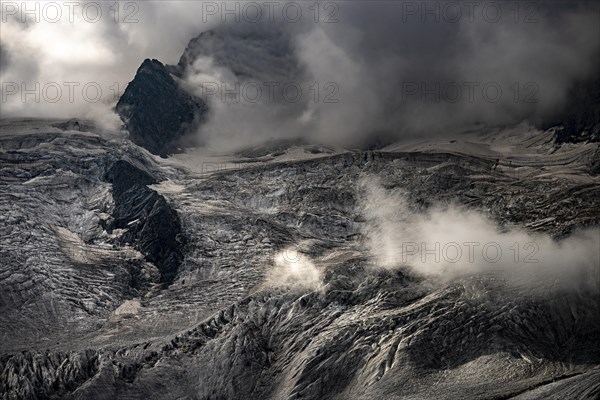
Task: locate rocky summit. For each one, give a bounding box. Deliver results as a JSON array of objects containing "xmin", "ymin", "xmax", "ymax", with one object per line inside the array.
[{"xmin": 115, "ymin": 59, "xmax": 208, "ymax": 157}]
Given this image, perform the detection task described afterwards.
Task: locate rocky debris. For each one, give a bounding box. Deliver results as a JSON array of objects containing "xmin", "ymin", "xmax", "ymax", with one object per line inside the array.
[{"xmin": 115, "ymin": 59, "xmax": 207, "ymax": 157}]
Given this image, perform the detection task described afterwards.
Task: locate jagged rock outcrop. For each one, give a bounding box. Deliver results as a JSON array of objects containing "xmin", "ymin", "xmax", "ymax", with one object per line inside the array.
[
  {"xmin": 115, "ymin": 59, "xmax": 207, "ymax": 157},
  {"xmin": 115, "ymin": 23, "xmax": 307, "ymax": 157},
  {"xmin": 552, "ymin": 72, "xmax": 600, "ymax": 143},
  {"xmin": 104, "ymin": 160, "xmax": 186, "ymax": 286}
]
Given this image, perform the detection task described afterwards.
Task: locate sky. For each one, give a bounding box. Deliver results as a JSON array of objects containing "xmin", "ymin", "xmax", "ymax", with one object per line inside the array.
[{"xmin": 1, "ymin": 0, "xmax": 599, "ymax": 147}]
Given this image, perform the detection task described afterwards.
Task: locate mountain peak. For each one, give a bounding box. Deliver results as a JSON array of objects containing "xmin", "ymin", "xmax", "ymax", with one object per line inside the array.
[{"xmin": 115, "ymin": 58, "xmax": 207, "ymax": 157}]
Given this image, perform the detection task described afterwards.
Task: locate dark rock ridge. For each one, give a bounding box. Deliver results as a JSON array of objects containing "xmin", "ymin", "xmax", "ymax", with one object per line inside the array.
[
  {"xmin": 104, "ymin": 160, "xmax": 186, "ymax": 286},
  {"xmin": 552, "ymin": 71, "xmax": 600, "ymax": 143},
  {"xmin": 115, "ymin": 59, "xmax": 207, "ymax": 157}
]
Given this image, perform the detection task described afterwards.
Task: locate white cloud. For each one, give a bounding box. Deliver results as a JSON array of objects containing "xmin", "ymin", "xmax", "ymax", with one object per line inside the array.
[{"xmin": 359, "ymin": 177, "xmax": 600, "ymax": 290}]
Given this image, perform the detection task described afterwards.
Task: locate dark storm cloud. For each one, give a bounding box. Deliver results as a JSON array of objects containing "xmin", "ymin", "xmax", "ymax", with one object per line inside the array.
[
  {"xmin": 301, "ymin": 0, "xmax": 600, "ymax": 143},
  {"xmin": 1, "ymin": 1, "xmax": 598, "ymax": 146},
  {"xmin": 0, "ymin": 42, "xmax": 9, "ymax": 73},
  {"xmin": 186, "ymin": 0, "xmax": 599, "ymax": 148}
]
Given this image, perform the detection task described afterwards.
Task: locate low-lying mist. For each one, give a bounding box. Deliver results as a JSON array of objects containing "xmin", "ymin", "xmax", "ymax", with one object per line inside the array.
[
  {"xmin": 265, "ymin": 247, "xmax": 323, "ymax": 291},
  {"xmin": 262, "ymin": 177, "xmax": 598, "ymax": 293},
  {"xmin": 359, "ymin": 178, "xmax": 600, "ymax": 290}
]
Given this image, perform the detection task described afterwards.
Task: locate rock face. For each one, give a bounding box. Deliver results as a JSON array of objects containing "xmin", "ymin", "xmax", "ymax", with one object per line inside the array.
[
  {"xmin": 115, "ymin": 59, "xmax": 207, "ymax": 157},
  {"xmin": 552, "ymin": 73, "xmax": 600, "ymax": 143},
  {"xmin": 104, "ymin": 160, "xmax": 186, "ymax": 286}
]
